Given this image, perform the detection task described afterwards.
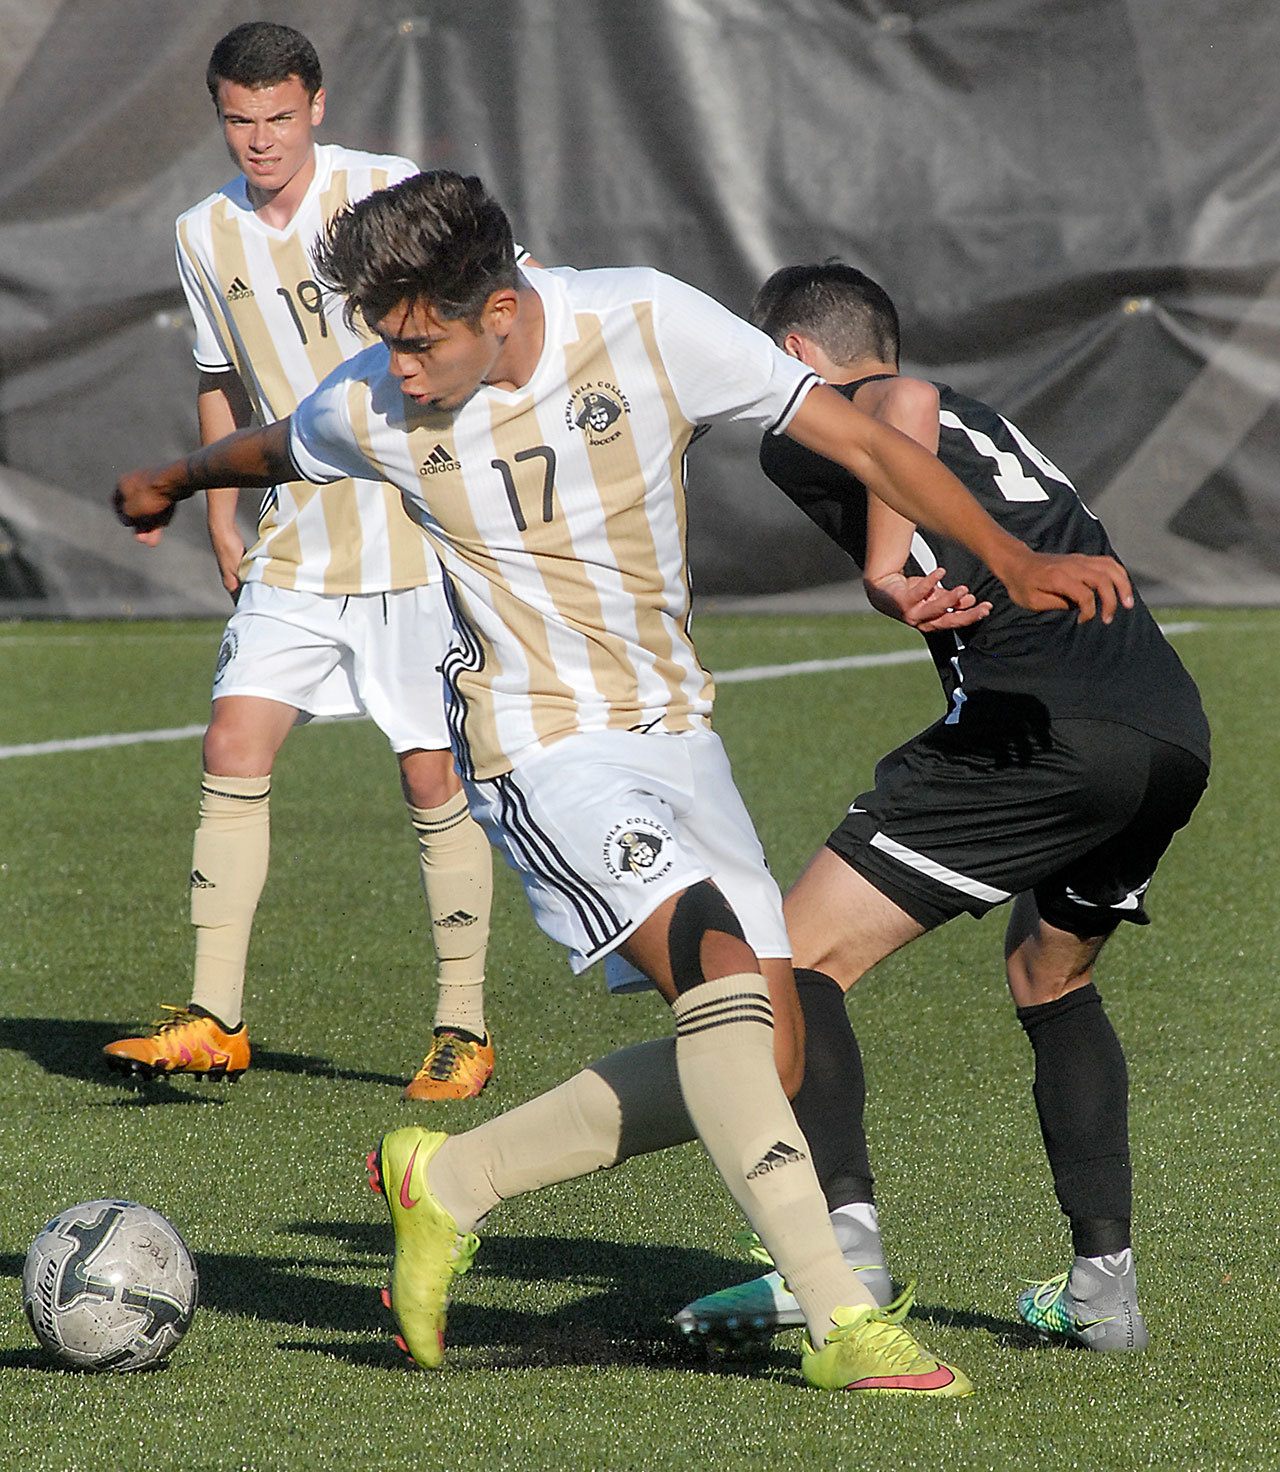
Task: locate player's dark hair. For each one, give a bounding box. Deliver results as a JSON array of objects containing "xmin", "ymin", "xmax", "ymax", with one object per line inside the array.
[
  {"xmin": 206, "ymin": 22, "xmax": 323, "ymax": 103},
  {"xmin": 751, "ymin": 262, "xmax": 900, "ymax": 367},
  {"xmin": 312, "ymin": 170, "xmax": 518, "ymax": 331}
]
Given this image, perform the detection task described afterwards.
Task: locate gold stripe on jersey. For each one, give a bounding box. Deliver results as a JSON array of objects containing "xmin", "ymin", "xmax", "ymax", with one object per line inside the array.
[
  {"xmin": 264, "ymin": 228, "xmax": 363, "ymax": 593},
  {"xmin": 178, "ymin": 218, "xmax": 240, "ymax": 377},
  {"xmin": 566, "ymin": 312, "xmax": 698, "ymax": 732},
  {"xmin": 266, "ymin": 230, "xmax": 346, "ymax": 384},
  {"xmin": 192, "ymin": 204, "xmax": 303, "ymax": 591},
  {"xmin": 317, "ymin": 166, "xmax": 376, "ymax": 348},
  {"xmin": 318, "ymin": 168, "xmax": 350, "ymax": 247},
  {"xmin": 255, "ymin": 486, "xmax": 316, "ymax": 591},
  {"xmin": 344, "ymin": 384, "xmax": 431, "ymax": 592},
  {"xmin": 208, "ymin": 198, "xmax": 293, "ymax": 424},
  {"xmin": 372, "ymin": 399, "xmax": 512, "ymax": 767},
  {"xmin": 487, "ymin": 394, "xmax": 606, "ymax": 750},
  {"xmin": 632, "ymin": 300, "xmax": 712, "ymax": 711},
  {"xmin": 382, "ymin": 485, "xmax": 432, "ymax": 588},
  {"xmin": 381, "ymin": 389, "xmax": 435, "ymax": 591}
]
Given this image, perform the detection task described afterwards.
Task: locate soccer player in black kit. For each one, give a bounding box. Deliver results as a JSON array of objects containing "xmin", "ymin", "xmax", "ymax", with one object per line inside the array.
[{"xmin": 677, "ymin": 263, "xmax": 1210, "ymax": 1353}]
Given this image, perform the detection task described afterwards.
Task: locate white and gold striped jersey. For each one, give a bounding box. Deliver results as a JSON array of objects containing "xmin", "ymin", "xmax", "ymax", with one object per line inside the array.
[
  {"xmin": 175, "ymin": 143, "xmax": 433, "ymax": 595},
  {"xmin": 290, "ymin": 266, "xmax": 819, "ymax": 779}
]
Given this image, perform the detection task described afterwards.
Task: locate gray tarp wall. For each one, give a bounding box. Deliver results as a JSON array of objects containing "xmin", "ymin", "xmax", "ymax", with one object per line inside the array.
[{"xmin": 1, "ymin": 0, "xmax": 1277, "ymax": 616}]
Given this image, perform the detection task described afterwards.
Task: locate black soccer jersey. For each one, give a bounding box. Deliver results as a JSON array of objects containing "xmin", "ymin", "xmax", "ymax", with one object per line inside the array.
[{"xmin": 761, "ymin": 377, "xmax": 1209, "ymax": 763}]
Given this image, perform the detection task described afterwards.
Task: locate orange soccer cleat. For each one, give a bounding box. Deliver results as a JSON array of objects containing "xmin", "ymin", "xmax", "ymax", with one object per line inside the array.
[
  {"xmin": 103, "ymin": 1004, "xmax": 250, "ymax": 1081},
  {"xmin": 402, "ymin": 1028, "xmax": 494, "ymax": 1101}
]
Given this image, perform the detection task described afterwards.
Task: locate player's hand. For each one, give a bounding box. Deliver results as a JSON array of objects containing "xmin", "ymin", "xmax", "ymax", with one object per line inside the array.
[
  {"xmin": 865, "ymin": 568, "xmax": 993, "ymax": 633},
  {"xmin": 208, "ymin": 524, "xmax": 246, "ymax": 597},
  {"xmin": 998, "ymin": 548, "xmax": 1134, "ymax": 624},
  {"xmin": 113, "ymin": 467, "xmax": 180, "ymax": 534}
]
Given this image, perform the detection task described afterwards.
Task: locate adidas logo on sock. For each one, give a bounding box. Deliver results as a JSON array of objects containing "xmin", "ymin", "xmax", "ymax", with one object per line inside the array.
[
  {"xmin": 225, "ymin": 276, "xmax": 254, "ymax": 301},
  {"xmin": 189, "ymin": 869, "xmax": 216, "ymax": 890},
  {"xmin": 418, "ymin": 443, "xmax": 459, "ymax": 475},
  {"xmin": 746, "ymin": 1141, "xmax": 807, "ymax": 1179},
  {"xmin": 434, "ymin": 909, "xmax": 477, "ymax": 929}
]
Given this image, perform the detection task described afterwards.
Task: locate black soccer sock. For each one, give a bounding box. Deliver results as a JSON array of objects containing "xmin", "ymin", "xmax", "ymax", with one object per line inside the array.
[
  {"xmin": 1016, "ymin": 982, "xmax": 1132, "ymax": 1256},
  {"xmin": 791, "ymin": 968, "xmax": 876, "ymax": 1212}
]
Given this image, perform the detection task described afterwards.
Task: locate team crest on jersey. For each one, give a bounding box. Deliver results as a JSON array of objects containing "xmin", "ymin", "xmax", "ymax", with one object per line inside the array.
[
  {"xmin": 603, "ymin": 818, "xmax": 675, "ymax": 883},
  {"xmin": 565, "ymin": 381, "xmax": 631, "ymax": 446},
  {"xmin": 213, "ymin": 629, "xmax": 238, "ymax": 684}
]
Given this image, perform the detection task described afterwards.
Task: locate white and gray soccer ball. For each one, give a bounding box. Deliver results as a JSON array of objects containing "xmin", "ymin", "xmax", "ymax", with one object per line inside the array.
[{"xmin": 22, "ymin": 1200, "xmax": 198, "ymax": 1371}]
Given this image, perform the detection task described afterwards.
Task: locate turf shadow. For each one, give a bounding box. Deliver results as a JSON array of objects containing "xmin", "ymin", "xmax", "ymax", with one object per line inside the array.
[
  {"xmin": 905, "ymin": 1298, "xmax": 1023, "ymax": 1343},
  {"xmin": 0, "ymin": 1016, "xmax": 403, "ymax": 1091},
  {"xmin": 249, "ymin": 1047, "xmax": 405, "ymax": 1089},
  {"xmin": 272, "ymin": 1223, "xmax": 801, "ymax": 1373}
]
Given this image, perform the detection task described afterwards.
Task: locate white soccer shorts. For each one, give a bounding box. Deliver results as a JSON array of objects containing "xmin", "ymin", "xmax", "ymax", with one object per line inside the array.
[
  {"xmin": 463, "ymin": 727, "xmax": 791, "ymax": 990},
  {"xmin": 210, "ymin": 581, "xmax": 452, "ymax": 753}
]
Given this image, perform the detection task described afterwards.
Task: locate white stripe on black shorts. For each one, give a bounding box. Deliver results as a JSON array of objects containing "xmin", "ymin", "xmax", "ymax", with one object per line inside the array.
[{"xmin": 827, "ymin": 711, "xmax": 1207, "ymax": 936}]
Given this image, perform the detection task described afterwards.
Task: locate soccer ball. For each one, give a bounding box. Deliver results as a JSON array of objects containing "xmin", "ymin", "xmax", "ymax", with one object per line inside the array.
[{"xmin": 22, "ymin": 1200, "xmax": 198, "ymax": 1372}]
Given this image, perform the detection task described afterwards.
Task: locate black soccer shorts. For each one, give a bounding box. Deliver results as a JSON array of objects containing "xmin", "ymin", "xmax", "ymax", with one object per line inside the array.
[{"xmin": 826, "ymin": 710, "xmax": 1208, "ymax": 936}]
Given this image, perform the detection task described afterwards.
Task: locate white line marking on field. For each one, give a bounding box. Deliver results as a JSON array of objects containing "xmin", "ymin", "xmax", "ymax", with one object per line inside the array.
[
  {"xmin": 716, "ymin": 647, "xmax": 930, "ymax": 683},
  {"xmin": 0, "ymin": 620, "xmax": 1207, "ymax": 761},
  {"xmin": 0, "ymin": 725, "xmax": 208, "ymax": 759},
  {"xmin": 0, "ymin": 631, "xmax": 219, "ymax": 649},
  {"xmin": 715, "ymin": 620, "xmax": 1203, "ymax": 684}
]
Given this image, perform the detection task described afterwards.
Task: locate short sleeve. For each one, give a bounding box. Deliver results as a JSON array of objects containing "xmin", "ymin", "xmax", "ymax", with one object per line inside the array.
[
  {"xmin": 650, "ymin": 273, "xmax": 819, "ymax": 432},
  {"xmin": 175, "ymin": 229, "xmax": 233, "ymax": 374},
  {"xmin": 289, "ymin": 367, "xmax": 378, "ymax": 485}
]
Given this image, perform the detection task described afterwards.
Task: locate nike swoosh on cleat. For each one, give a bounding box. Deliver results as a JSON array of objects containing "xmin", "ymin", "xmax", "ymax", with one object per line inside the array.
[
  {"xmin": 849, "ymin": 1364, "xmax": 957, "ymax": 1392},
  {"xmin": 399, "ymin": 1143, "xmax": 421, "ymax": 1210}
]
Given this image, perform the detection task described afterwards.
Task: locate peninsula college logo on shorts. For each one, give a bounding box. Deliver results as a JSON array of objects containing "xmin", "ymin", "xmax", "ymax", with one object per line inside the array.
[
  {"xmin": 602, "ymin": 818, "xmax": 675, "ymax": 883},
  {"xmin": 565, "ymin": 381, "xmax": 631, "ymax": 446},
  {"xmin": 213, "ymin": 629, "xmax": 238, "ymax": 685}
]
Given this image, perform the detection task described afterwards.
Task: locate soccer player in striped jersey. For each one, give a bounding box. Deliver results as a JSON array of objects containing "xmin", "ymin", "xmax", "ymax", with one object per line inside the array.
[
  {"xmin": 675, "ymin": 262, "xmax": 1209, "ymax": 1354},
  {"xmin": 113, "ymin": 171, "xmax": 1133, "ymax": 1393},
  {"xmin": 104, "ymin": 24, "xmax": 513, "ymax": 1101}
]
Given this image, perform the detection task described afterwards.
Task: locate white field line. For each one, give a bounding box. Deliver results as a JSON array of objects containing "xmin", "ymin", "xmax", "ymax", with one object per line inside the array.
[{"xmin": 0, "ymin": 620, "xmax": 1206, "ymax": 761}]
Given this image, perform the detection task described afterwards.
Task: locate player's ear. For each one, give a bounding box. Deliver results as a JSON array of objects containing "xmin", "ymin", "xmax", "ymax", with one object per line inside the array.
[
  {"xmin": 482, "ymin": 287, "xmax": 519, "ymax": 336},
  {"xmin": 782, "ymin": 331, "xmax": 811, "ymax": 364},
  {"xmin": 310, "ymin": 87, "xmax": 326, "ymax": 126}
]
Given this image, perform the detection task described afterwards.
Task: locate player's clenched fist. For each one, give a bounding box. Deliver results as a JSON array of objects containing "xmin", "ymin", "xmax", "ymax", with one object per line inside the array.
[{"xmin": 113, "ymin": 467, "xmax": 181, "ymax": 533}]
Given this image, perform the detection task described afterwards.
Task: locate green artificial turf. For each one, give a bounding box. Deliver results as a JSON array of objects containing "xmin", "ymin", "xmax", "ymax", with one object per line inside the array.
[{"xmin": 0, "ymin": 610, "xmax": 1276, "ymax": 1471}]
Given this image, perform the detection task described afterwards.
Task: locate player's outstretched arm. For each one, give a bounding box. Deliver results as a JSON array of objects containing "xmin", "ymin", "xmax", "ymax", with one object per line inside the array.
[
  {"xmin": 785, "ymin": 385, "xmax": 1134, "ymax": 624},
  {"xmin": 113, "ymin": 420, "xmax": 294, "ymax": 534}
]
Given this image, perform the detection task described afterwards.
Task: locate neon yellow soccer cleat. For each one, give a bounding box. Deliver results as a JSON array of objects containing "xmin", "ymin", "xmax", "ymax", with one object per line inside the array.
[
  {"xmin": 801, "ymin": 1292, "xmax": 973, "ymax": 1397},
  {"xmin": 366, "ymin": 1127, "xmax": 479, "ymax": 1367}
]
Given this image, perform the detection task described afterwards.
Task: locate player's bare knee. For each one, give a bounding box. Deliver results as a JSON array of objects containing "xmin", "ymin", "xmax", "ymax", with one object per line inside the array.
[
  {"xmin": 202, "ymin": 723, "xmax": 267, "ymax": 778},
  {"xmin": 667, "ymin": 881, "xmax": 753, "ymax": 995},
  {"xmin": 399, "ymin": 747, "xmax": 461, "ymax": 809},
  {"xmin": 1007, "ymin": 950, "xmax": 1098, "ymax": 1008}
]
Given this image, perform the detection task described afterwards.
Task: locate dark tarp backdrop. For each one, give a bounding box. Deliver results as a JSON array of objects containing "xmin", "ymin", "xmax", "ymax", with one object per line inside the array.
[{"xmin": 1, "ymin": 0, "xmax": 1277, "ymax": 616}]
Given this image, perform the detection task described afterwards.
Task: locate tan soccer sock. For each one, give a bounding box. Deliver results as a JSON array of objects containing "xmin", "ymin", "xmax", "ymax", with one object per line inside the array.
[
  {"xmin": 189, "ymin": 772, "xmax": 270, "ymax": 1027},
  {"xmin": 408, "ymin": 793, "xmax": 492, "ymax": 1038},
  {"xmin": 426, "ymin": 1038, "xmax": 695, "ymax": 1229},
  {"xmin": 671, "ymin": 973, "xmax": 876, "ymax": 1342}
]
